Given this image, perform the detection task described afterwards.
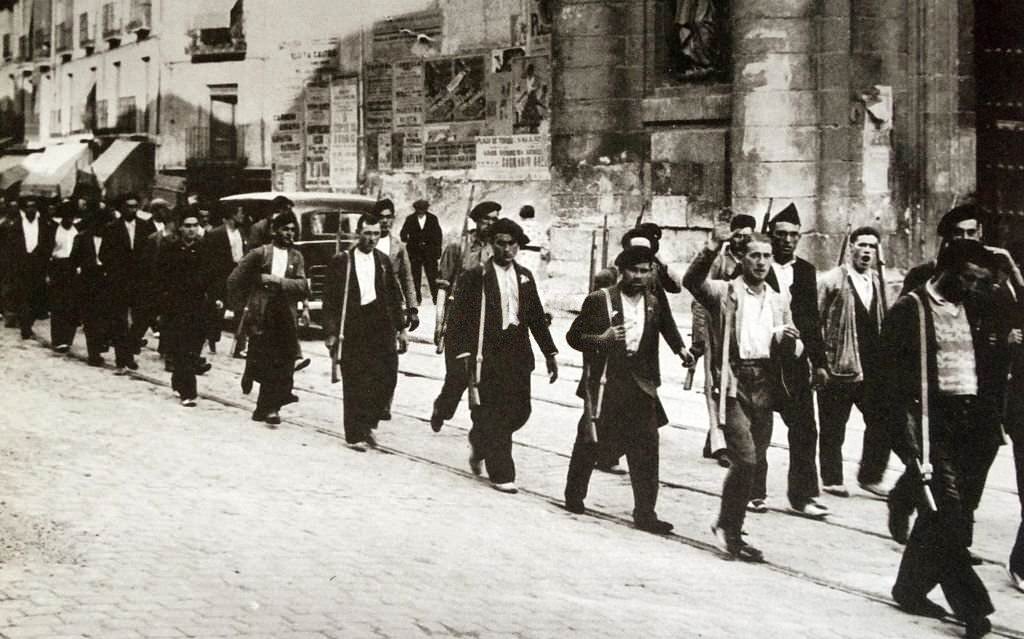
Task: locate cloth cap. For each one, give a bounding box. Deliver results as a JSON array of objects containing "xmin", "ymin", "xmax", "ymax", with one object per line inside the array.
[
  {"xmin": 621, "ymin": 228, "xmax": 659, "ymax": 254},
  {"xmin": 149, "ymin": 198, "xmax": 170, "ymax": 210},
  {"xmin": 373, "ymin": 198, "xmax": 396, "ymax": 217},
  {"xmin": 412, "ymin": 199, "xmax": 430, "ymax": 211},
  {"xmin": 614, "ymin": 245, "xmax": 656, "ymax": 270},
  {"xmin": 489, "ymin": 217, "xmax": 529, "ymax": 246},
  {"xmin": 637, "ymin": 222, "xmax": 662, "ymax": 241},
  {"xmin": 271, "ymin": 211, "xmax": 299, "ymax": 230},
  {"xmin": 767, "ymin": 203, "xmax": 801, "ymax": 229},
  {"xmin": 470, "ymin": 201, "xmax": 502, "ymax": 221},
  {"xmin": 271, "ymin": 195, "xmax": 293, "ymax": 211},
  {"xmin": 937, "ymin": 204, "xmax": 986, "ymax": 238},
  {"xmin": 730, "ymin": 214, "xmax": 757, "ymax": 231}
]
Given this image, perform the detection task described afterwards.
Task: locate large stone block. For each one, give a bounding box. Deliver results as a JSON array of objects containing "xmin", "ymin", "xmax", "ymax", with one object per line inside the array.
[
  {"xmin": 732, "ymin": 18, "xmax": 815, "ymax": 56},
  {"xmin": 818, "ymin": 52, "xmax": 852, "ymax": 91},
  {"xmin": 552, "ymin": 100, "xmax": 642, "ymax": 134},
  {"xmin": 732, "ymin": 0, "xmax": 816, "ymax": 19},
  {"xmin": 557, "ymin": 3, "xmax": 631, "ymax": 37},
  {"xmin": 651, "ymin": 128, "xmax": 728, "ymax": 165},
  {"xmin": 852, "ymin": 17, "xmax": 903, "ymax": 54},
  {"xmin": 558, "ymin": 35, "xmax": 627, "ymax": 68},
  {"xmin": 818, "ymin": 17, "xmax": 852, "ymax": 54},
  {"xmin": 551, "ymin": 161, "xmax": 643, "ymax": 196},
  {"xmin": 734, "ymin": 90, "xmax": 817, "ymax": 126},
  {"xmin": 732, "ymin": 161, "xmax": 817, "ymax": 198},
  {"xmin": 736, "ymin": 125, "xmax": 819, "ymax": 163},
  {"xmin": 735, "ymin": 53, "xmax": 816, "ymax": 91},
  {"xmin": 551, "ymin": 131, "xmax": 648, "ymax": 165},
  {"xmin": 549, "ymin": 227, "xmax": 597, "ymax": 262},
  {"xmin": 555, "ymin": 66, "xmax": 642, "ymax": 104},
  {"xmin": 820, "ymin": 126, "xmax": 854, "ymax": 162}
]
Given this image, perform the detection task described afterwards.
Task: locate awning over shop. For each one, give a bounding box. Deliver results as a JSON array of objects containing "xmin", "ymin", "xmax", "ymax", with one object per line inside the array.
[
  {"xmin": 91, "ymin": 139, "xmax": 154, "ymax": 199},
  {"xmin": 19, "ymin": 142, "xmax": 92, "ymax": 199},
  {"xmin": 0, "ymin": 154, "xmax": 31, "ymax": 191}
]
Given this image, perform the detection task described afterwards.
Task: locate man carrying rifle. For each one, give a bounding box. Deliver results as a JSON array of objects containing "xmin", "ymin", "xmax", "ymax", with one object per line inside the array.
[
  {"xmin": 564, "ymin": 245, "xmax": 694, "ymax": 533},
  {"xmin": 882, "ymin": 240, "xmax": 1003, "ymax": 638},
  {"xmin": 323, "ymin": 213, "xmax": 407, "ymax": 451},
  {"xmin": 448, "ymin": 218, "xmax": 558, "ymax": 494},
  {"xmin": 429, "ymin": 201, "xmax": 500, "ymax": 432}
]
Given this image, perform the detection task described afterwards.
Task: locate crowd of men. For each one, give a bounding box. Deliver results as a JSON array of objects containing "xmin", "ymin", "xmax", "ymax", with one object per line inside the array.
[{"xmin": 0, "ymin": 188, "xmax": 1022, "ymax": 639}]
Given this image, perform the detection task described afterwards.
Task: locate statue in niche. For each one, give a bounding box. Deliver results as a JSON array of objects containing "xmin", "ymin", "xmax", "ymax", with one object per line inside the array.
[{"xmin": 673, "ymin": 0, "xmax": 722, "ymax": 80}]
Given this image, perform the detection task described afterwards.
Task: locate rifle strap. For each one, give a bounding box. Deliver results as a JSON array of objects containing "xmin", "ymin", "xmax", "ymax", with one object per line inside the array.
[
  {"xmin": 339, "ymin": 249, "xmax": 353, "ymax": 342},
  {"xmin": 909, "ymin": 291, "xmax": 930, "ymax": 475},
  {"xmin": 475, "ymin": 269, "xmax": 486, "ymax": 380}
]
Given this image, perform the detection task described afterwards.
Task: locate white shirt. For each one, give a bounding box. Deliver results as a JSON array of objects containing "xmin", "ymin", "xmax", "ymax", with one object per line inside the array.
[
  {"xmin": 378, "ymin": 235, "xmax": 391, "ymax": 256},
  {"xmin": 52, "ymin": 225, "xmax": 77, "ymax": 259},
  {"xmin": 92, "ymin": 236, "xmax": 103, "ymax": 264},
  {"xmin": 416, "ymin": 213, "xmax": 427, "ymax": 229},
  {"xmin": 227, "ymin": 227, "xmax": 244, "ymax": 263},
  {"xmin": 20, "ymin": 212, "xmax": 39, "ymax": 254},
  {"xmin": 494, "ymin": 262, "xmax": 520, "ymax": 329},
  {"xmin": 848, "ymin": 268, "xmax": 874, "ymax": 308},
  {"xmin": 124, "ymin": 219, "xmax": 136, "ymax": 251},
  {"xmin": 270, "ymin": 246, "xmax": 288, "ymax": 277},
  {"xmin": 737, "ymin": 284, "xmax": 774, "ymax": 359},
  {"xmin": 620, "ymin": 292, "xmax": 645, "ymax": 353},
  {"xmin": 154, "ymin": 220, "xmax": 165, "ymax": 235},
  {"xmin": 354, "ymin": 249, "xmax": 377, "ymax": 306},
  {"xmin": 772, "ymin": 259, "xmax": 795, "ymax": 295}
]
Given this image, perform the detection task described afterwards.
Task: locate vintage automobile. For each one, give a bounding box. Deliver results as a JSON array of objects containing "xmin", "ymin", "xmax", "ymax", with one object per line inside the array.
[{"xmin": 218, "ymin": 191, "xmax": 379, "ymax": 321}]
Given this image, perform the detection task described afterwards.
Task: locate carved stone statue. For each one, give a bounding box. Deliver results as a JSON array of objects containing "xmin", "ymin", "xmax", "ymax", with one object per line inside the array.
[{"xmin": 674, "ymin": 0, "xmax": 720, "ymax": 80}]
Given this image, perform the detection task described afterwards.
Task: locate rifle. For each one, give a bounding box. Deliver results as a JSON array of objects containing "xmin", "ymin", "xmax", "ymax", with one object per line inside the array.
[
  {"xmin": 874, "ymin": 212, "xmax": 889, "ymax": 312},
  {"xmin": 910, "ymin": 292, "xmax": 938, "ymax": 513},
  {"xmin": 836, "ymin": 219, "xmax": 853, "ymax": 267},
  {"xmin": 600, "ymin": 211, "xmax": 610, "ymax": 270},
  {"xmin": 468, "ymin": 282, "xmax": 486, "ymax": 409},
  {"xmin": 435, "ymin": 184, "xmax": 477, "ymax": 354},
  {"xmin": 760, "ymin": 198, "xmax": 775, "ymax": 234},
  {"xmin": 330, "ymin": 249, "xmax": 353, "ymax": 384}
]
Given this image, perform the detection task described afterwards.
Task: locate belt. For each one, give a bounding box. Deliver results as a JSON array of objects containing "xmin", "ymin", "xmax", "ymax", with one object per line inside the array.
[{"xmin": 731, "ymin": 358, "xmax": 770, "ymax": 367}]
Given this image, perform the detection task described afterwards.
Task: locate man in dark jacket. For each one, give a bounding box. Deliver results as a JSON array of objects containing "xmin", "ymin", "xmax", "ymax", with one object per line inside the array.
[
  {"xmin": 70, "ymin": 207, "xmax": 114, "ymax": 366},
  {"xmin": 564, "ymin": 245, "xmax": 694, "ymax": 533},
  {"xmin": 158, "ymin": 210, "xmax": 209, "ymax": 406},
  {"xmin": 448, "ymin": 218, "xmax": 558, "ymax": 494},
  {"xmin": 882, "ymin": 240, "xmax": 1003, "ymax": 639},
  {"xmin": 47, "ymin": 200, "xmax": 80, "ymax": 351},
  {"xmin": 322, "ymin": 213, "xmax": 408, "ymax": 450},
  {"xmin": 100, "ymin": 193, "xmax": 156, "ymax": 373},
  {"xmin": 4, "ymin": 194, "xmax": 52, "ymax": 339},
  {"xmin": 901, "ymin": 204, "xmax": 985, "ymax": 296},
  {"xmin": 399, "ymin": 199, "xmax": 443, "ymax": 304},
  {"xmin": 762, "ymin": 203, "xmax": 830, "ymax": 519},
  {"xmin": 203, "ymin": 203, "xmax": 249, "ymax": 357}
]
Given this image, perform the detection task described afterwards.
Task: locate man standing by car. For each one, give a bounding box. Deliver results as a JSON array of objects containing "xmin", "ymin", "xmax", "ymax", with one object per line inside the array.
[
  {"xmin": 323, "ymin": 213, "xmax": 408, "ymax": 450},
  {"xmin": 400, "ymin": 199, "xmax": 442, "ymax": 305},
  {"xmin": 203, "ymin": 203, "xmax": 249, "ymax": 357}
]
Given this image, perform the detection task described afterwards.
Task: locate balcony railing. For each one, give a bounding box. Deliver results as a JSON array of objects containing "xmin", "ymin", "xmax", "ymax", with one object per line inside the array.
[
  {"xmin": 127, "ymin": 0, "xmax": 152, "ymax": 33},
  {"xmin": 186, "ymin": 125, "xmax": 249, "ymax": 166},
  {"xmin": 17, "ymin": 35, "xmax": 28, "ymax": 61},
  {"xmin": 56, "ymin": 22, "xmax": 73, "ymax": 54},
  {"xmin": 102, "ymin": 3, "xmax": 121, "ymax": 41},
  {"xmin": 187, "ymin": 23, "xmax": 246, "ymax": 63}
]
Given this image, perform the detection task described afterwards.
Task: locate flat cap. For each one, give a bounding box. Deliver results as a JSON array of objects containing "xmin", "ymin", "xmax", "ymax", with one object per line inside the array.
[
  {"xmin": 938, "ymin": 204, "xmax": 987, "ymax": 238},
  {"xmin": 470, "ymin": 201, "xmax": 502, "ymax": 221},
  {"xmin": 489, "ymin": 217, "xmax": 530, "ymax": 246},
  {"xmin": 412, "ymin": 199, "xmax": 430, "ymax": 211},
  {"xmin": 614, "ymin": 245, "xmax": 656, "ymax": 270}
]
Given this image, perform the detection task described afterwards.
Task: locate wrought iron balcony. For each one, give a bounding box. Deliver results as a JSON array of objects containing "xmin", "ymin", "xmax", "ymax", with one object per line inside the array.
[
  {"xmin": 79, "ymin": 13, "xmax": 95, "ymax": 51},
  {"xmin": 126, "ymin": 0, "xmax": 151, "ymax": 35},
  {"xmin": 102, "ymin": 3, "xmax": 122, "ymax": 42},
  {"xmin": 186, "ymin": 25, "xmax": 246, "ymax": 63}
]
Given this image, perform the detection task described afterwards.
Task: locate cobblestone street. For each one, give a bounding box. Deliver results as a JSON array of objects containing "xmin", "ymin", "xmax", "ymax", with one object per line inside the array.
[{"xmin": 0, "ymin": 325, "xmax": 1022, "ymax": 638}]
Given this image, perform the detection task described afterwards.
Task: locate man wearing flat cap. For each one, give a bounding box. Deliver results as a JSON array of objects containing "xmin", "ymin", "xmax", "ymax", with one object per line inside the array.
[
  {"xmin": 448, "ymin": 217, "xmax": 558, "ymax": 494},
  {"xmin": 248, "ymin": 195, "xmax": 293, "ymax": 248},
  {"xmin": 399, "ymin": 199, "xmax": 443, "ymax": 305},
  {"xmin": 565, "ymin": 245, "xmax": 694, "ymax": 533},
  {"xmin": 228, "ymin": 211, "xmax": 310, "ymax": 427},
  {"xmin": 762, "ymin": 202, "xmax": 831, "ymax": 520},
  {"xmin": 691, "ymin": 212, "xmax": 756, "ymax": 466},
  {"xmin": 430, "ymin": 200, "xmax": 500, "ymax": 432}
]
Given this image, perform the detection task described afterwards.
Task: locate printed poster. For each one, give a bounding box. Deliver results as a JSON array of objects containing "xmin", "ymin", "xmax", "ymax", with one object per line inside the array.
[
  {"xmin": 364, "ymin": 62, "xmax": 394, "ymax": 133},
  {"xmin": 475, "ymin": 134, "xmax": 550, "ymax": 181},
  {"xmin": 393, "ymin": 60, "xmax": 425, "ymax": 129},
  {"xmin": 511, "ymin": 55, "xmax": 550, "ymax": 134},
  {"xmin": 424, "ymin": 56, "xmax": 486, "ymax": 123},
  {"xmin": 527, "ymin": 0, "xmax": 552, "ymax": 56},
  {"xmin": 330, "ymin": 76, "xmax": 360, "ymax": 191},
  {"xmin": 304, "ymin": 82, "xmax": 332, "ymax": 191}
]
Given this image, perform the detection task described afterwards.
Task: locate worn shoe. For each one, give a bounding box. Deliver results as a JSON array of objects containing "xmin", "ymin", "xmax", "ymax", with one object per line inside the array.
[
  {"xmin": 469, "ymin": 453, "xmax": 483, "ymax": 476},
  {"xmin": 241, "ymin": 374, "xmax": 253, "ymax": 395},
  {"xmin": 430, "ymin": 414, "xmax": 444, "ymax": 433},
  {"xmin": 196, "ymin": 361, "xmax": 212, "ymax": 375},
  {"xmin": 823, "ymin": 485, "xmax": 850, "ymax": 498},
  {"xmin": 265, "ymin": 412, "xmax": 281, "ymax": 427},
  {"xmin": 888, "ymin": 499, "xmax": 911, "ymax": 544},
  {"xmin": 965, "ymin": 617, "xmax": 992, "ymax": 639},
  {"xmin": 492, "ymin": 482, "xmax": 518, "ymax": 494},
  {"xmin": 114, "ymin": 366, "xmax": 128, "ymax": 376},
  {"xmin": 711, "ymin": 525, "xmax": 764, "ymax": 562},
  {"xmin": 348, "ymin": 442, "xmax": 367, "ymax": 452},
  {"xmin": 125, "ymin": 359, "xmax": 139, "ymax": 371},
  {"xmin": 87, "ymin": 356, "xmax": 104, "ymax": 367},
  {"xmin": 859, "ymin": 481, "xmax": 890, "ymax": 498},
  {"xmin": 635, "ymin": 518, "xmax": 673, "ymax": 534},
  {"xmin": 564, "ymin": 499, "xmax": 585, "ymax": 515},
  {"xmin": 788, "ymin": 499, "xmax": 829, "ymax": 520},
  {"xmin": 294, "ymin": 357, "xmax": 311, "ymax": 372},
  {"xmin": 180, "ymin": 398, "xmax": 197, "ymax": 408},
  {"xmin": 746, "ymin": 498, "xmax": 768, "ymax": 514},
  {"xmin": 54, "ymin": 344, "xmax": 70, "ymax": 353},
  {"xmin": 892, "ymin": 588, "xmax": 948, "ymax": 618},
  {"xmin": 1008, "ymin": 564, "xmax": 1024, "ymax": 592},
  {"xmin": 595, "ymin": 463, "xmax": 628, "ymax": 476}
]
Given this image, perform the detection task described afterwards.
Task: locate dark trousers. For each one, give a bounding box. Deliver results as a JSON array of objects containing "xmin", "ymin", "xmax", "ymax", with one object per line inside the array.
[
  {"xmin": 409, "ymin": 253, "xmax": 439, "ymax": 304},
  {"xmin": 433, "ymin": 336, "xmax": 469, "ymax": 421},
  {"xmin": 817, "ymin": 380, "xmax": 891, "ymax": 486},
  {"xmin": 255, "ymin": 380, "xmax": 294, "ymax": 416},
  {"xmin": 893, "ymin": 397, "xmax": 994, "ymax": 623},
  {"xmin": 1010, "ymin": 427, "xmax": 1024, "ymax": 575},
  {"xmin": 564, "ymin": 386, "xmax": 661, "ymax": 522},
  {"xmin": 468, "ymin": 328, "xmax": 532, "ymax": 484},
  {"xmin": 13, "ymin": 270, "xmax": 47, "ymax": 338},
  {"xmin": 765, "ymin": 383, "xmax": 820, "ymax": 506},
  {"xmin": 47, "ymin": 259, "xmax": 77, "ymax": 348},
  {"xmin": 341, "ymin": 301, "xmax": 398, "ymax": 444},
  {"xmin": 719, "ymin": 360, "xmax": 774, "ymax": 535},
  {"xmin": 168, "ymin": 316, "xmax": 205, "ymax": 401},
  {"xmin": 82, "ymin": 313, "xmax": 108, "ymax": 360}
]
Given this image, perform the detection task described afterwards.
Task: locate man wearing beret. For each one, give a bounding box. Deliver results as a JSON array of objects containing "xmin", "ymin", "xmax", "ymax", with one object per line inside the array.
[
  {"xmin": 430, "ymin": 200, "xmax": 499, "ymax": 432},
  {"xmin": 684, "ymin": 216, "xmax": 804, "ymax": 561},
  {"xmin": 761, "ymin": 203, "xmax": 831, "ymax": 520},
  {"xmin": 564, "ymin": 245, "xmax": 694, "ymax": 533},
  {"xmin": 227, "ymin": 211, "xmax": 310, "ymax": 426},
  {"xmin": 900, "ymin": 204, "xmax": 986, "ymax": 296},
  {"xmin": 399, "ymin": 199, "xmax": 443, "ymax": 305},
  {"xmin": 447, "ymin": 218, "xmax": 558, "ymax": 493},
  {"xmin": 691, "ymin": 213, "xmax": 755, "ymax": 467}
]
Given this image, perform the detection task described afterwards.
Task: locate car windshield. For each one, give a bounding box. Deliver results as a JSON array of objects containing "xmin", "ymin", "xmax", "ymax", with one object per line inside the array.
[{"xmin": 301, "ymin": 209, "xmax": 364, "ymax": 241}]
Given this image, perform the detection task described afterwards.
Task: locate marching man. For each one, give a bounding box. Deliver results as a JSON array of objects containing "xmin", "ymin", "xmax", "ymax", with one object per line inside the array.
[
  {"xmin": 323, "ymin": 213, "xmax": 408, "ymax": 451},
  {"xmin": 447, "ymin": 218, "xmax": 558, "ymax": 494},
  {"xmin": 684, "ymin": 213, "xmax": 804, "ymax": 562}
]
